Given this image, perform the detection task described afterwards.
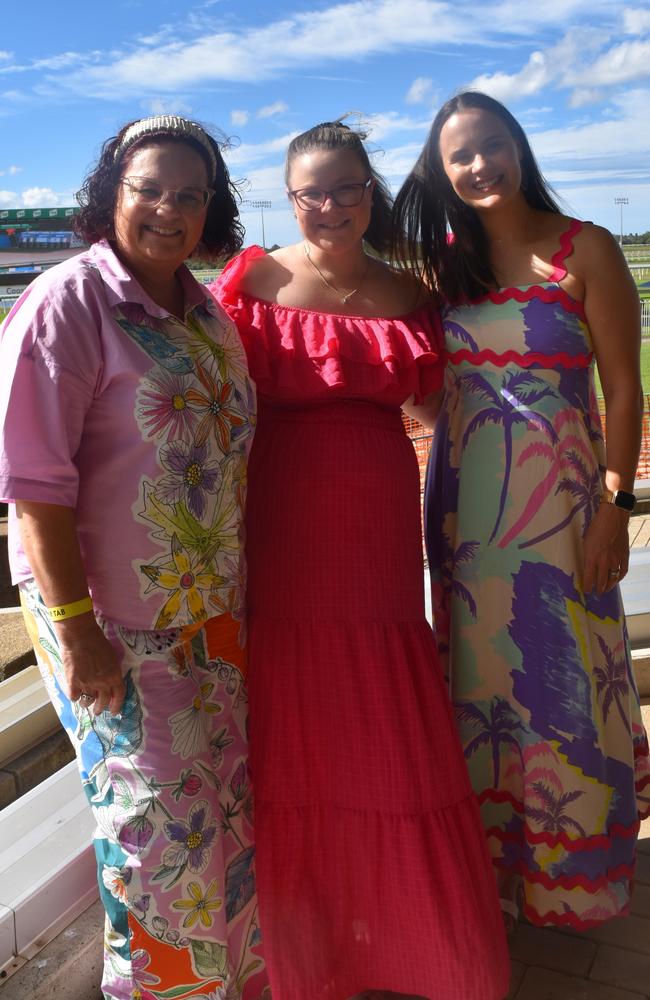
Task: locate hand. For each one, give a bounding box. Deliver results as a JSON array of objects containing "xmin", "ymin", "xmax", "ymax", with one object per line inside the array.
[
  {"xmin": 582, "ymin": 502, "xmax": 630, "ymax": 596},
  {"xmin": 55, "ymin": 614, "xmax": 126, "ymax": 716}
]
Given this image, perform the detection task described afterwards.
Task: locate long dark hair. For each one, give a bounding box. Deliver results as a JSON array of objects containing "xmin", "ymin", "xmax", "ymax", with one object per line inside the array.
[
  {"xmin": 392, "ymin": 91, "xmax": 562, "ymax": 302},
  {"xmin": 285, "ymin": 120, "xmax": 393, "ymax": 255},
  {"xmin": 75, "ymin": 119, "xmax": 244, "ymax": 260}
]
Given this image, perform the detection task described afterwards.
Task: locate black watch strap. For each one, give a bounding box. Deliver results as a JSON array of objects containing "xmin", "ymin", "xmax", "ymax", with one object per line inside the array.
[
  {"xmin": 614, "ymin": 490, "xmax": 636, "ymax": 512},
  {"xmin": 602, "ymin": 487, "xmax": 636, "ymax": 512}
]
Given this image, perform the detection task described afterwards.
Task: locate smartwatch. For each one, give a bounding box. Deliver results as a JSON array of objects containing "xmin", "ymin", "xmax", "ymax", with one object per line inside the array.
[{"xmin": 600, "ymin": 488, "xmax": 636, "ymax": 513}]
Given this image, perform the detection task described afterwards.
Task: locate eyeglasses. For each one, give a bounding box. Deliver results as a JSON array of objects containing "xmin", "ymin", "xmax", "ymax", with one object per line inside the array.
[
  {"xmin": 120, "ymin": 176, "xmax": 215, "ymax": 214},
  {"xmin": 288, "ymin": 178, "xmax": 373, "ymax": 211}
]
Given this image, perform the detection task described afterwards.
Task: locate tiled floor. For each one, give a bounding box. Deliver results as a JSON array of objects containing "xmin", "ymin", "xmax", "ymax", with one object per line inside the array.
[
  {"xmin": 629, "ymin": 514, "xmax": 650, "ymax": 549},
  {"xmin": 506, "ymin": 704, "xmax": 650, "ymax": 1000}
]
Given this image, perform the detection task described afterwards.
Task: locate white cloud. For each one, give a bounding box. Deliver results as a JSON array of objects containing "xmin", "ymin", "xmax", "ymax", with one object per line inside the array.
[
  {"xmin": 32, "ymin": 52, "xmax": 91, "ymax": 72},
  {"xmin": 0, "ymin": 165, "xmax": 22, "ymax": 177},
  {"xmin": 33, "ymin": 0, "xmax": 611, "ymax": 99},
  {"xmin": 21, "ymin": 187, "xmax": 60, "ymax": 208},
  {"xmin": 568, "ymin": 87, "xmax": 603, "ymax": 108},
  {"xmin": 623, "ymin": 7, "xmax": 650, "ymax": 34},
  {"xmin": 231, "ymin": 109, "xmax": 249, "ymax": 126},
  {"xmin": 470, "ymin": 50, "xmax": 551, "ymax": 102},
  {"xmin": 571, "ymin": 40, "xmax": 650, "ymax": 88},
  {"xmin": 239, "ymin": 164, "xmax": 286, "ymax": 200},
  {"xmin": 469, "ymin": 25, "xmax": 650, "ymax": 106},
  {"xmin": 257, "ymin": 101, "xmax": 289, "ymax": 119},
  {"xmin": 370, "ymin": 141, "xmax": 426, "ymax": 183},
  {"xmin": 467, "ymin": 28, "xmax": 596, "ymax": 103},
  {"xmin": 530, "ymin": 90, "xmax": 650, "ymax": 181},
  {"xmin": 144, "ymin": 97, "xmax": 193, "ymax": 116},
  {"xmin": 224, "ymin": 131, "xmax": 300, "ymax": 166},
  {"xmin": 365, "ymin": 110, "xmax": 432, "ymax": 140},
  {"xmin": 0, "ymin": 187, "xmax": 64, "ymax": 209},
  {"xmin": 405, "ymin": 76, "xmax": 434, "ymax": 105},
  {"xmin": 0, "ymin": 89, "xmax": 28, "ymax": 104}
]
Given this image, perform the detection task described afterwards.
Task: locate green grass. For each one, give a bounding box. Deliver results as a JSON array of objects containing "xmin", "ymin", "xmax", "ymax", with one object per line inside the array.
[{"xmin": 640, "ymin": 339, "xmax": 650, "ymax": 396}]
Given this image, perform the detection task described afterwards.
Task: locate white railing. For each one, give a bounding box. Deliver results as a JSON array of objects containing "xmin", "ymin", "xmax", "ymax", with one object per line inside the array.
[
  {"xmin": 0, "ymin": 763, "xmax": 97, "ymax": 979},
  {"xmin": 642, "ymin": 298, "xmax": 650, "ymax": 335}
]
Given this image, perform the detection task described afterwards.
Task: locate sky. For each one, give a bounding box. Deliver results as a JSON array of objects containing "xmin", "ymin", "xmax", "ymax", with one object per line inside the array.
[{"xmin": 1, "ymin": 0, "xmax": 650, "ymax": 248}]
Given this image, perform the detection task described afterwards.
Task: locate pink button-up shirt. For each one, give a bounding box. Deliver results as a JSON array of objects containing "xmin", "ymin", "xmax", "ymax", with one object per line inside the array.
[{"xmin": 0, "ymin": 241, "xmax": 255, "ymax": 630}]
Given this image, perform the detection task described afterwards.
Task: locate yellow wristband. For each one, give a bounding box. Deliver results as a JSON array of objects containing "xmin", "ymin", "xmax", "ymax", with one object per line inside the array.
[{"xmin": 47, "ymin": 596, "xmax": 93, "ymax": 621}]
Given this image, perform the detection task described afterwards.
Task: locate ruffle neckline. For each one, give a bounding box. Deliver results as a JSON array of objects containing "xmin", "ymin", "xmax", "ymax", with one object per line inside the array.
[{"xmin": 214, "ymin": 246, "xmax": 444, "ymax": 405}]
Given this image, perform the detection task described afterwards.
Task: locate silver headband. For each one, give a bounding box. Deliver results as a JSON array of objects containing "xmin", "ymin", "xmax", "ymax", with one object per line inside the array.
[{"xmin": 113, "ymin": 115, "xmax": 218, "ymax": 182}]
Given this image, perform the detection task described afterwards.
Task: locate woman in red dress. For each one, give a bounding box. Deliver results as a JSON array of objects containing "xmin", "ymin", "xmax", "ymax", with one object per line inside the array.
[{"xmin": 213, "ymin": 120, "xmax": 509, "ymax": 1000}]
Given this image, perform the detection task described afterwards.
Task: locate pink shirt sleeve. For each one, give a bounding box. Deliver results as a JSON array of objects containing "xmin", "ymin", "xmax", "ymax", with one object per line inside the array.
[{"xmin": 0, "ymin": 265, "xmax": 103, "ymax": 507}]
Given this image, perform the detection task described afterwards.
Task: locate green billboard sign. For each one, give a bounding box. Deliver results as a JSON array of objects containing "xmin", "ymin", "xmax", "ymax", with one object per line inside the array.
[{"xmin": 0, "ymin": 207, "xmax": 79, "ymax": 223}]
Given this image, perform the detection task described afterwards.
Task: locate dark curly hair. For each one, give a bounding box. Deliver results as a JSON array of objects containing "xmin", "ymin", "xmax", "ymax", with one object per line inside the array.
[
  {"xmin": 392, "ymin": 91, "xmax": 563, "ymax": 302},
  {"xmin": 285, "ymin": 120, "xmax": 393, "ymax": 255},
  {"xmin": 75, "ymin": 118, "xmax": 244, "ymax": 260}
]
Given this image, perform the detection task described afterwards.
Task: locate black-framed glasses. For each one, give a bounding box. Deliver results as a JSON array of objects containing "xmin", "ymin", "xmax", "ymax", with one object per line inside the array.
[
  {"xmin": 288, "ymin": 178, "xmax": 373, "ymax": 211},
  {"xmin": 120, "ymin": 177, "xmax": 215, "ymax": 214}
]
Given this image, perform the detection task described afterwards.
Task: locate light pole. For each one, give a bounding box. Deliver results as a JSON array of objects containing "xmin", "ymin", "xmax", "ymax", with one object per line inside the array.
[
  {"xmin": 614, "ymin": 197, "xmax": 628, "ymax": 247},
  {"xmin": 248, "ymin": 200, "xmax": 271, "ymax": 249}
]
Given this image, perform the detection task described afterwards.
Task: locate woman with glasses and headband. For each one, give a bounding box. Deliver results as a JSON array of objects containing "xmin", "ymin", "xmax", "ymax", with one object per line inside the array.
[
  {"xmin": 213, "ymin": 120, "xmax": 509, "ymax": 1000},
  {"xmin": 0, "ymin": 116, "xmax": 269, "ymax": 999}
]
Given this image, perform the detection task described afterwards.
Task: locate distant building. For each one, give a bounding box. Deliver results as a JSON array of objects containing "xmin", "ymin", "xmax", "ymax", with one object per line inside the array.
[{"xmin": 0, "ymin": 207, "xmax": 86, "ymax": 308}]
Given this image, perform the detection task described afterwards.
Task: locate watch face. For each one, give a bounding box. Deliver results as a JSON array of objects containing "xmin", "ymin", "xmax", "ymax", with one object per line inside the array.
[{"xmin": 614, "ymin": 490, "xmax": 636, "ymax": 511}]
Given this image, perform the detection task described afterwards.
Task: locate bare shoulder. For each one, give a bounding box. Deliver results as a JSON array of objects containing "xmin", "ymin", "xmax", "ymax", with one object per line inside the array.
[
  {"xmin": 238, "ymin": 245, "xmax": 298, "ymax": 299},
  {"xmin": 368, "ymin": 257, "xmax": 433, "ymax": 312},
  {"xmin": 573, "ymin": 221, "xmax": 625, "ymax": 272}
]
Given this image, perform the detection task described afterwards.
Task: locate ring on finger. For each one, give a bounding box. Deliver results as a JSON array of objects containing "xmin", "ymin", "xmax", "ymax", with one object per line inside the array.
[
  {"xmin": 78, "ymin": 691, "xmax": 96, "ymax": 706},
  {"xmin": 608, "ymin": 568, "xmax": 620, "ymax": 577}
]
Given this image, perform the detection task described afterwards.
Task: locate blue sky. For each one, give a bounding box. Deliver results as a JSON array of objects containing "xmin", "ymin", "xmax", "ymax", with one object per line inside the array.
[{"xmin": 2, "ymin": 0, "xmax": 650, "ymax": 247}]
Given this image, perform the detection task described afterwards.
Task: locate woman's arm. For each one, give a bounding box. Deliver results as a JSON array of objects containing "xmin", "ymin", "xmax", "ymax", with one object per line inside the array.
[
  {"xmin": 16, "ymin": 500, "xmax": 125, "ymax": 715},
  {"xmin": 402, "ymin": 390, "xmax": 444, "ymax": 428},
  {"xmin": 579, "ymin": 226, "xmax": 643, "ymax": 595}
]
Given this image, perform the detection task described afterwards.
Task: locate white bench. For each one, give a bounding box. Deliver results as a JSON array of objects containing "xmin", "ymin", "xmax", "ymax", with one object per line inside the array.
[
  {"xmin": 621, "ymin": 547, "xmax": 650, "ymax": 648},
  {"xmin": 0, "ymin": 664, "xmax": 59, "ymax": 768},
  {"xmin": 0, "ymin": 762, "xmax": 97, "ymax": 978}
]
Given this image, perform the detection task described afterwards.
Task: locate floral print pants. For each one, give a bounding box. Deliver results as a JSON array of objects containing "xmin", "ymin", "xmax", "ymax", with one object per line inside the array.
[{"xmin": 20, "ymin": 580, "xmax": 269, "ymax": 1000}]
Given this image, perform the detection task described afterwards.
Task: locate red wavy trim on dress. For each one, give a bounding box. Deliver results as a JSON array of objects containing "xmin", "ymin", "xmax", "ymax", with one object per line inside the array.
[
  {"xmin": 479, "ymin": 283, "xmax": 587, "ymax": 319},
  {"xmin": 493, "ymin": 857, "xmax": 635, "ymax": 893},
  {"xmin": 480, "ymin": 787, "xmax": 646, "ymax": 848},
  {"xmin": 478, "ymin": 787, "xmax": 524, "ymax": 811},
  {"xmin": 445, "ymin": 347, "xmax": 593, "ymax": 369},
  {"xmin": 485, "ymin": 821, "xmax": 640, "ymax": 853},
  {"xmin": 522, "ymin": 901, "xmax": 631, "ymax": 932},
  {"xmin": 548, "ymin": 218, "xmax": 583, "ymax": 281},
  {"xmin": 637, "ymin": 773, "xmax": 650, "ymax": 819},
  {"xmin": 460, "ymin": 219, "xmax": 585, "ymax": 312}
]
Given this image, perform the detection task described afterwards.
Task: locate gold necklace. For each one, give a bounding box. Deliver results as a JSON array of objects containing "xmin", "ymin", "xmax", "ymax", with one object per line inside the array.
[{"xmin": 303, "ymin": 243, "xmax": 369, "ymax": 305}]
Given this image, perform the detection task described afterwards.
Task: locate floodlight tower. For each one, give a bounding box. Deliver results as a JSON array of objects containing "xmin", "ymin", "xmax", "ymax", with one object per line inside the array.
[
  {"xmin": 248, "ymin": 200, "xmax": 272, "ymax": 249},
  {"xmin": 614, "ymin": 197, "xmax": 628, "ymax": 247}
]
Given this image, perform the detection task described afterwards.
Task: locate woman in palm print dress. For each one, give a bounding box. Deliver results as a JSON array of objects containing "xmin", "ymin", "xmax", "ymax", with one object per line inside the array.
[{"xmin": 393, "ymin": 91, "xmax": 650, "ymax": 930}]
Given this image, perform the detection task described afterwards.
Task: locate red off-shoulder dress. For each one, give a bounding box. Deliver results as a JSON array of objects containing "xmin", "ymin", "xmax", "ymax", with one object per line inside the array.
[{"xmin": 213, "ymin": 247, "xmax": 509, "ymax": 1000}]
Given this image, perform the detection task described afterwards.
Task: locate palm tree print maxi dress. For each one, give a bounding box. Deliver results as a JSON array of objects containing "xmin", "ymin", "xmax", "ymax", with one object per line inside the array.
[{"xmin": 425, "ymin": 219, "xmax": 650, "ymax": 929}]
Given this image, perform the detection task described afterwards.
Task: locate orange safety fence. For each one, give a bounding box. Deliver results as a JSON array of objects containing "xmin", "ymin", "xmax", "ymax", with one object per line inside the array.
[{"xmin": 403, "ymin": 394, "xmax": 650, "ymax": 495}]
